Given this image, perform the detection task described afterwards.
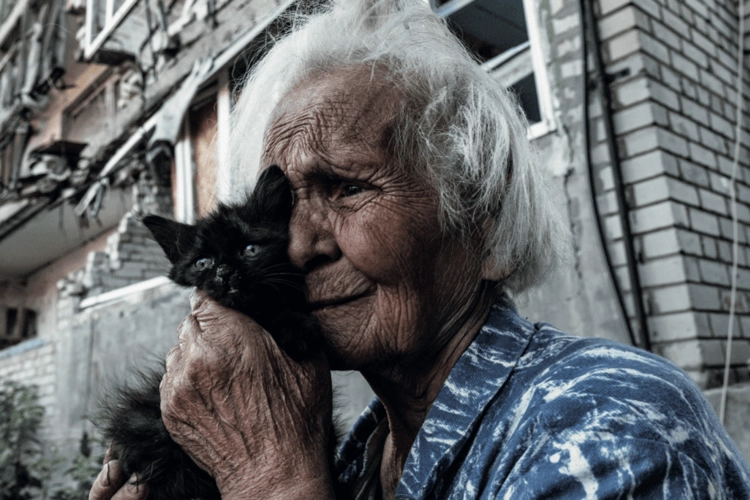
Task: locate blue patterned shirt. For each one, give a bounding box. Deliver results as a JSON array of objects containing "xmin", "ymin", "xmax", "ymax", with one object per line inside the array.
[{"xmin": 335, "ymin": 299, "xmax": 750, "ymax": 499}]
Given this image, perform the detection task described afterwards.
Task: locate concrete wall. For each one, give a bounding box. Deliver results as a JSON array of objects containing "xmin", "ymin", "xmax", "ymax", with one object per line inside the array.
[
  {"xmin": 51, "ymin": 279, "xmax": 190, "ymax": 458},
  {"xmin": 522, "ymin": 0, "xmax": 634, "ymax": 348},
  {"xmin": 705, "ymin": 382, "xmax": 750, "ymax": 464}
]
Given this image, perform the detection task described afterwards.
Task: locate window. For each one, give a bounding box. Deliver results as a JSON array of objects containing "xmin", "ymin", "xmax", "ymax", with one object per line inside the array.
[
  {"xmin": 1, "ymin": 307, "xmax": 37, "ymax": 350},
  {"xmin": 431, "ymin": 0, "xmax": 554, "ymax": 137},
  {"xmin": 84, "ymin": 0, "xmax": 140, "ymax": 60},
  {"xmin": 172, "ymin": 71, "xmax": 230, "ymax": 221}
]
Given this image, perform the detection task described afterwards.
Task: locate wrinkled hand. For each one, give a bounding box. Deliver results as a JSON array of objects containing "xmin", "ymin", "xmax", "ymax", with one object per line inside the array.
[
  {"xmin": 88, "ymin": 444, "xmax": 148, "ymax": 500},
  {"xmin": 159, "ymin": 290, "xmax": 335, "ymax": 499}
]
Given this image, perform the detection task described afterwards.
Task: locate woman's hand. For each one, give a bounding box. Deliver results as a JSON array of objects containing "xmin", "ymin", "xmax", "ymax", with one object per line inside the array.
[{"xmin": 159, "ymin": 290, "xmax": 335, "ymax": 499}]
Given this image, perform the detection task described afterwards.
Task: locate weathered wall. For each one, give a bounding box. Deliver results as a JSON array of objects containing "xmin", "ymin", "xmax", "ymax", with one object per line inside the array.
[
  {"xmin": 704, "ymin": 382, "xmax": 750, "ymax": 464},
  {"xmin": 51, "ymin": 280, "xmax": 190, "ymax": 458},
  {"xmin": 0, "ymin": 339, "xmax": 58, "ymax": 441},
  {"xmin": 521, "ymin": 0, "xmax": 633, "ymax": 347}
]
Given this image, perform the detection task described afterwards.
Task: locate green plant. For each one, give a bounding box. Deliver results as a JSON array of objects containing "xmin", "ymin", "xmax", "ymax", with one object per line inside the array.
[
  {"xmin": 0, "ymin": 380, "xmax": 103, "ymax": 499},
  {"xmin": 50, "ymin": 432, "xmax": 103, "ymax": 500},
  {"xmin": 0, "ymin": 380, "xmax": 46, "ymax": 500}
]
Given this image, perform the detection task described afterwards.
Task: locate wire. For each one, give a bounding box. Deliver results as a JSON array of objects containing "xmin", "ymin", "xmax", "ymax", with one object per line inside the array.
[
  {"xmin": 580, "ymin": 0, "xmax": 651, "ymax": 350},
  {"xmin": 719, "ymin": 0, "xmax": 746, "ymax": 425}
]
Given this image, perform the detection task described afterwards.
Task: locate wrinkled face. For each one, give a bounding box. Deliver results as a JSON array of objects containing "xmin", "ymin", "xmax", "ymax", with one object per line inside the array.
[{"xmin": 261, "ymin": 68, "xmax": 484, "ymax": 370}]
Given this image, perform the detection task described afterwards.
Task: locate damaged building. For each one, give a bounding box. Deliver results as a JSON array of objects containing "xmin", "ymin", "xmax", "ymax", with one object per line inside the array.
[{"xmin": 0, "ymin": 0, "xmax": 749, "ymax": 469}]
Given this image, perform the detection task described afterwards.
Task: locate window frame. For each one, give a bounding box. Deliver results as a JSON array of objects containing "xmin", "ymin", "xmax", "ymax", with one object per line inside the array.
[
  {"xmin": 83, "ymin": 0, "xmax": 140, "ymax": 60},
  {"xmin": 432, "ymin": 0, "xmax": 556, "ymax": 139},
  {"xmin": 172, "ymin": 70, "xmax": 231, "ymax": 222}
]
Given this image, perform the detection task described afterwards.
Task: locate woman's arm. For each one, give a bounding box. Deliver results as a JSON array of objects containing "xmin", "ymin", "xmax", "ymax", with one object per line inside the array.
[{"xmin": 89, "ymin": 290, "xmax": 336, "ymax": 499}]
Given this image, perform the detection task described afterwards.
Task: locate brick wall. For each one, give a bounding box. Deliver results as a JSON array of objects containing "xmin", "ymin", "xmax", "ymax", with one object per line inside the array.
[
  {"xmin": 593, "ymin": 0, "xmax": 750, "ymax": 387},
  {"xmin": 0, "ymin": 339, "xmax": 58, "ymax": 439},
  {"xmin": 58, "ymin": 213, "xmax": 169, "ymax": 298}
]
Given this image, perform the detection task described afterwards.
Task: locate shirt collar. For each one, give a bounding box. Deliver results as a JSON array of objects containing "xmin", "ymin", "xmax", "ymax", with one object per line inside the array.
[
  {"xmin": 336, "ymin": 298, "xmax": 535, "ymax": 500},
  {"xmin": 396, "ymin": 297, "xmax": 534, "ymax": 499}
]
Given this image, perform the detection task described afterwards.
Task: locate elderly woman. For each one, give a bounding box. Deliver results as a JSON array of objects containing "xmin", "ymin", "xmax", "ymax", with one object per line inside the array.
[{"xmin": 90, "ymin": 1, "xmax": 750, "ymax": 498}]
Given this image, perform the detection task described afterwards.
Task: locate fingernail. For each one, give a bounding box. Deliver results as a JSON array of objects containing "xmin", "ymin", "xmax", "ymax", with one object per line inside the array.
[
  {"xmin": 126, "ymin": 474, "xmax": 141, "ymax": 491},
  {"xmin": 189, "ymin": 288, "xmax": 199, "ymax": 309},
  {"xmin": 101, "ymin": 462, "xmax": 111, "ymax": 486}
]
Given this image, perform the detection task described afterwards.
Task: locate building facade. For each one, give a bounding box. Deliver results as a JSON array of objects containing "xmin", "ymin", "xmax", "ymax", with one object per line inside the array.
[{"xmin": 0, "ymin": 0, "xmax": 748, "ymax": 470}]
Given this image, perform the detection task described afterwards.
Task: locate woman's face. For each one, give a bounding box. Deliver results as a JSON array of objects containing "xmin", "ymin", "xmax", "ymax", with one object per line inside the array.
[{"xmin": 261, "ymin": 68, "xmax": 484, "ymax": 370}]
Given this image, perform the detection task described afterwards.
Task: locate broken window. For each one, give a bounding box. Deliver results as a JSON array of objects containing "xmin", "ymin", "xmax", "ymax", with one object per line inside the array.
[
  {"xmin": 0, "ymin": 307, "xmax": 38, "ymax": 350},
  {"xmin": 189, "ymin": 93, "xmax": 218, "ymax": 218},
  {"xmin": 172, "ymin": 86, "xmax": 218, "ymax": 222},
  {"xmin": 432, "ymin": 0, "xmax": 554, "ymax": 136}
]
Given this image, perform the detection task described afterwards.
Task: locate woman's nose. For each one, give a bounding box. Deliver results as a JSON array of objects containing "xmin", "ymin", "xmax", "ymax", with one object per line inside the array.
[{"xmin": 288, "ymin": 200, "xmax": 342, "ymax": 271}]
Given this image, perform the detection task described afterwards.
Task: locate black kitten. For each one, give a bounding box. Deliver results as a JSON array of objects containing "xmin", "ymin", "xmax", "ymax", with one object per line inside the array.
[{"xmin": 98, "ymin": 166, "xmax": 339, "ymax": 500}]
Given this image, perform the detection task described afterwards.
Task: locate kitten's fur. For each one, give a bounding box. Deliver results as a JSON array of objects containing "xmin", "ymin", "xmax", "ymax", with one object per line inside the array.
[{"xmin": 98, "ymin": 167, "xmax": 341, "ymax": 500}]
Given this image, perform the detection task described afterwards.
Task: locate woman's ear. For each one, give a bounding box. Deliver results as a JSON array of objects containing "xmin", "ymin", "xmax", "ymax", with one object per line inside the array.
[
  {"xmin": 481, "ymin": 254, "xmax": 509, "ymax": 281},
  {"xmin": 479, "ymin": 219, "xmax": 510, "ymax": 281}
]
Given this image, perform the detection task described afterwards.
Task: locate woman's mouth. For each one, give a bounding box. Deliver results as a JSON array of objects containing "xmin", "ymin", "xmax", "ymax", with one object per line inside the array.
[{"xmin": 309, "ymin": 290, "xmax": 373, "ymax": 311}]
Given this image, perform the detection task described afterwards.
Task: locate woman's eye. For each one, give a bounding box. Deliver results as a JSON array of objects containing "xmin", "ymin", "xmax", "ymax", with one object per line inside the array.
[
  {"xmin": 194, "ymin": 257, "xmax": 214, "ymax": 270},
  {"xmin": 342, "ymin": 184, "xmax": 364, "ymax": 197},
  {"xmin": 244, "ymin": 244, "xmax": 261, "ymax": 257}
]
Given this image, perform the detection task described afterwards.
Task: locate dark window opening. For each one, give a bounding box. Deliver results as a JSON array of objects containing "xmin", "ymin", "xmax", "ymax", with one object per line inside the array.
[
  {"xmin": 509, "ymin": 73, "xmax": 541, "ymax": 124},
  {"xmin": 1, "ymin": 308, "xmax": 38, "ymax": 350},
  {"xmin": 442, "ymin": 0, "xmax": 528, "ymax": 64}
]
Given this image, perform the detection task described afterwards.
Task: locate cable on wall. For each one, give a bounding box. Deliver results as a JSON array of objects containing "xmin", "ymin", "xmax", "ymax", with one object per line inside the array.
[
  {"xmin": 719, "ymin": 0, "xmax": 746, "ymax": 425},
  {"xmin": 580, "ymin": 0, "xmax": 651, "ymax": 351}
]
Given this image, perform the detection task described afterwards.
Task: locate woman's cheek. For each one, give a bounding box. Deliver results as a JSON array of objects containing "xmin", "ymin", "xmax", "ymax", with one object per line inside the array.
[{"xmin": 338, "ymin": 213, "xmax": 400, "ymax": 281}]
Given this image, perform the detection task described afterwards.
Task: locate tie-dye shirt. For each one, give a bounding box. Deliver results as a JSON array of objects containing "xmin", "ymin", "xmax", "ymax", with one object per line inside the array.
[{"xmin": 335, "ymin": 299, "xmax": 750, "ymax": 499}]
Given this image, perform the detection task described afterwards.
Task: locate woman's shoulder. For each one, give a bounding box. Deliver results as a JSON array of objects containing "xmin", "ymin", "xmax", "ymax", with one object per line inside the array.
[
  {"xmin": 504, "ymin": 322, "xmax": 747, "ymax": 476},
  {"xmin": 523, "ymin": 321, "xmax": 691, "ymax": 387}
]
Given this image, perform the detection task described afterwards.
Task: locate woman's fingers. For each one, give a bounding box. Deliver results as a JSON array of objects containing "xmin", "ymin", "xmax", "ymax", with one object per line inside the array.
[
  {"xmin": 89, "ymin": 461, "xmax": 149, "ymax": 500},
  {"xmin": 89, "ymin": 461, "xmax": 134, "ymax": 500},
  {"xmin": 159, "ymin": 295, "xmax": 334, "ymax": 495}
]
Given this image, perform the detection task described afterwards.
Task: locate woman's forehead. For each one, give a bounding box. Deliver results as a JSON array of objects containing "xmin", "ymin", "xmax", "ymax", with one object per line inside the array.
[{"xmin": 262, "ymin": 68, "xmax": 402, "ymax": 160}]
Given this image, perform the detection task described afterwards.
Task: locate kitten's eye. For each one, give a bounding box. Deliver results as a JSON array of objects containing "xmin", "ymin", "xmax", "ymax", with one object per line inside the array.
[
  {"xmin": 244, "ymin": 244, "xmax": 261, "ymax": 257},
  {"xmin": 194, "ymin": 257, "xmax": 214, "ymax": 270}
]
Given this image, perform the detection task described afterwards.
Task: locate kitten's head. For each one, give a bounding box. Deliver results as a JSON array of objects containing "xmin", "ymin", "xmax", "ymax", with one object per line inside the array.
[{"xmin": 142, "ymin": 166, "xmax": 301, "ymax": 312}]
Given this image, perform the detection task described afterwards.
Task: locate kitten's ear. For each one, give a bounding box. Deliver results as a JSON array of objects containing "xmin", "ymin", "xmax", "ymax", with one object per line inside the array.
[
  {"xmin": 252, "ymin": 165, "xmax": 293, "ymax": 223},
  {"xmin": 141, "ymin": 215, "xmax": 197, "ymax": 264}
]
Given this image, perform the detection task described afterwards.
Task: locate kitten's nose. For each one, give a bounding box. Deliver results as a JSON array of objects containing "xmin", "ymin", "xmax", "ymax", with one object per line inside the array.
[{"xmin": 216, "ymin": 265, "xmax": 230, "ymax": 277}]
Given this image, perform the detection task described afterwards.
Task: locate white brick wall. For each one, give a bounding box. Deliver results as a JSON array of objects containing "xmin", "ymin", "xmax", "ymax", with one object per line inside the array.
[
  {"xmin": 0, "ymin": 339, "xmax": 57, "ymax": 435},
  {"xmin": 601, "ymin": 0, "xmax": 750, "ymax": 378}
]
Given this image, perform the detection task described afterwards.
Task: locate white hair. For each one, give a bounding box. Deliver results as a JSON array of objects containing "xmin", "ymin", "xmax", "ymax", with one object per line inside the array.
[{"xmin": 228, "ymin": 0, "xmax": 567, "ymax": 294}]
